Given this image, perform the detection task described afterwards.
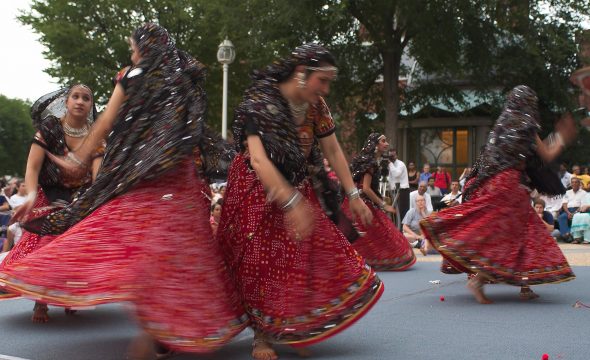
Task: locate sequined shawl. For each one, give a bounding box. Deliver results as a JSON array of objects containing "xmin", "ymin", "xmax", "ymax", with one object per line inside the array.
[
  {"xmin": 351, "ymin": 133, "xmax": 382, "ymax": 184},
  {"xmin": 463, "ymin": 85, "xmax": 563, "ymax": 201},
  {"xmin": 26, "ymin": 24, "xmax": 207, "ymax": 235}
]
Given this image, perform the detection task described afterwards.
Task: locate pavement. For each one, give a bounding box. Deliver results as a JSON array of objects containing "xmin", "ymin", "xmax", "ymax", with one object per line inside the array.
[{"xmin": 0, "ymin": 244, "xmax": 589, "ymax": 360}]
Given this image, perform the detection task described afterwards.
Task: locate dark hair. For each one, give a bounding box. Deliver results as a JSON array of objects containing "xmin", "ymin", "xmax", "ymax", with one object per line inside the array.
[
  {"xmin": 211, "ymin": 203, "xmax": 221, "ymax": 213},
  {"xmin": 15, "ymin": 179, "xmax": 24, "ymax": 188}
]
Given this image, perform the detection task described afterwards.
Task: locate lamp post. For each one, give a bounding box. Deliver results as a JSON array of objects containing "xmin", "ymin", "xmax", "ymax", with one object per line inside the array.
[{"xmin": 217, "ymin": 38, "xmax": 236, "ymax": 139}]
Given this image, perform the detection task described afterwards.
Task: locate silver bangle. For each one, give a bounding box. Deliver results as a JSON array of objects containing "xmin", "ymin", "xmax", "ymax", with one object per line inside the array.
[
  {"xmin": 346, "ymin": 187, "xmax": 361, "ymax": 200},
  {"xmin": 281, "ymin": 190, "xmax": 303, "ymax": 212}
]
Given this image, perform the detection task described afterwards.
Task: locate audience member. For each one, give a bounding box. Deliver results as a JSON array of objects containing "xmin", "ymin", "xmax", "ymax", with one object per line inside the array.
[
  {"xmin": 433, "ymin": 166, "xmax": 451, "ymax": 195},
  {"xmin": 557, "ymin": 177, "xmax": 586, "ymax": 241},
  {"xmin": 409, "ymin": 181, "xmax": 433, "ymax": 213},
  {"xmin": 407, "ymin": 161, "xmax": 419, "ymax": 191},
  {"xmin": 571, "ymin": 191, "xmax": 590, "ymax": 244},
  {"xmin": 419, "ymin": 163, "xmax": 432, "ymax": 183},
  {"xmin": 388, "ymin": 149, "xmax": 410, "ymax": 219},
  {"xmin": 533, "ymin": 198, "xmax": 560, "ymax": 239},
  {"xmin": 402, "ymin": 194, "xmax": 432, "ymax": 256}
]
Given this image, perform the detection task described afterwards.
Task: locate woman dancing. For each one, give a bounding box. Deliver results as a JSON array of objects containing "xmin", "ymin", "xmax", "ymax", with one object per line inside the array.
[
  {"xmin": 420, "ymin": 85, "xmax": 576, "ymax": 304},
  {"xmin": 0, "ymin": 24, "xmax": 247, "ymax": 359},
  {"xmin": 218, "ymin": 43, "xmax": 383, "ymax": 360},
  {"xmin": 0, "ymin": 85, "xmax": 102, "ymax": 323},
  {"xmin": 342, "ymin": 133, "xmax": 415, "ymax": 270}
]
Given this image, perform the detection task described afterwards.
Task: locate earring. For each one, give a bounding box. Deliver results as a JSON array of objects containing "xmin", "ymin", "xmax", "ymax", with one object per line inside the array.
[{"xmin": 296, "ymin": 72, "xmax": 306, "ymax": 88}]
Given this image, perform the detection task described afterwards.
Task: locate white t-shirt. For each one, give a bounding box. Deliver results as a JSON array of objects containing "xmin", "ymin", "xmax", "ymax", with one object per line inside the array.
[
  {"xmin": 388, "ymin": 159, "xmax": 409, "ymax": 190},
  {"xmin": 8, "ymin": 194, "xmax": 26, "ymax": 209},
  {"xmin": 562, "ymin": 189, "xmax": 587, "ymax": 208},
  {"xmin": 441, "ymin": 191, "xmax": 462, "ymax": 204}
]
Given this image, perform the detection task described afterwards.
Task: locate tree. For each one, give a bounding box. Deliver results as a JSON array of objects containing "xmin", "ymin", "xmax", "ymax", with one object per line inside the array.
[
  {"xmin": 21, "ymin": 0, "xmax": 590, "ymax": 162},
  {"xmin": 0, "ymin": 95, "xmax": 34, "ymax": 176}
]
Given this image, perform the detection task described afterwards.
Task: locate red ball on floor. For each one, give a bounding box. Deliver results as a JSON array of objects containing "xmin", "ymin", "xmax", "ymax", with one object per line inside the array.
[
  {"xmin": 440, "ymin": 296, "xmax": 445, "ymax": 302},
  {"xmin": 542, "ymin": 354, "xmax": 549, "ymax": 360}
]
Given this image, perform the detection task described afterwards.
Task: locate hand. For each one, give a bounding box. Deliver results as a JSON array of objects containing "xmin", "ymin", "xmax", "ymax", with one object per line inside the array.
[
  {"xmin": 383, "ymin": 204, "xmax": 395, "ymax": 213},
  {"xmin": 285, "ymin": 200, "xmax": 314, "ymax": 241},
  {"xmin": 555, "ymin": 113, "xmax": 578, "ymax": 145},
  {"xmin": 567, "ymin": 212, "xmax": 574, "ymax": 220},
  {"xmin": 349, "ymin": 197, "xmax": 373, "ymax": 226},
  {"xmin": 44, "ymin": 150, "xmax": 89, "ymax": 179},
  {"xmin": 10, "ymin": 196, "xmax": 36, "ymax": 225}
]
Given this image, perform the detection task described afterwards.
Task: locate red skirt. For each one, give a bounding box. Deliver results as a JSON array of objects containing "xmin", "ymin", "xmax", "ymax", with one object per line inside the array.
[
  {"xmin": 0, "ymin": 189, "xmax": 58, "ymax": 299},
  {"xmin": 218, "ymin": 154, "xmax": 383, "ymax": 347},
  {"xmin": 0, "ymin": 160, "xmax": 248, "ymax": 353},
  {"xmin": 341, "ymin": 197, "xmax": 415, "ymax": 271},
  {"xmin": 420, "ymin": 169, "xmax": 575, "ymax": 286}
]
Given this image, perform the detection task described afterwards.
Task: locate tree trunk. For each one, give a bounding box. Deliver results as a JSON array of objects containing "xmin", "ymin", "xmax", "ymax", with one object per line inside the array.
[{"xmin": 382, "ymin": 49, "xmax": 402, "ymax": 147}]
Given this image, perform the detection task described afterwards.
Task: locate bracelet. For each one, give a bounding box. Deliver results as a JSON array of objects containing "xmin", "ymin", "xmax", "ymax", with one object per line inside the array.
[
  {"xmin": 346, "ymin": 187, "xmax": 361, "ymax": 200},
  {"xmin": 280, "ymin": 190, "xmax": 303, "ymax": 212}
]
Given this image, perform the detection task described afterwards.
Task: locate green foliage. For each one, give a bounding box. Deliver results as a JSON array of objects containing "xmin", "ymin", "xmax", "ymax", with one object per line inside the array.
[
  {"xmin": 0, "ymin": 96, "xmax": 34, "ymax": 176},
  {"xmin": 19, "ymin": 0, "xmax": 590, "ymax": 164}
]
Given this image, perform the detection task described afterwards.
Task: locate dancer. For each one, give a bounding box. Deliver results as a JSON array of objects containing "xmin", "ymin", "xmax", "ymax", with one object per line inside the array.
[
  {"xmin": 420, "ymin": 85, "xmax": 576, "ymax": 304},
  {"xmin": 342, "ymin": 133, "xmax": 415, "ymax": 270},
  {"xmin": 0, "ymin": 24, "xmax": 247, "ymax": 358},
  {"xmin": 0, "ymin": 85, "xmax": 101, "ymax": 323},
  {"xmin": 218, "ymin": 43, "xmax": 383, "ymax": 360}
]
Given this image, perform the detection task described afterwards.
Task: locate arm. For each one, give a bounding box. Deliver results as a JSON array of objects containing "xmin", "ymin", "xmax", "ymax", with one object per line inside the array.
[
  {"xmin": 362, "ymin": 173, "xmax": 394, "ymax": 213},
  {"xmin": 248, "ymin": 135, "xmax": 313, "ymax": 239},
  {"xmin": 535, "ymin": 134, "xmax": 564, "ymax": 163},
  {"xmin": 76, "ymin": 84, "xmax": 127, "ymax": 164},
  {"xmin": 91, "ymin": 157, "xmax": 102, "ymax": 183},
  {"xmin": 11, "ymin": 139, "xmax": 45, "ymax": 221},
  {"xmin": 319, "ymin": 133, "xmax": 372, "ymax": 226}
]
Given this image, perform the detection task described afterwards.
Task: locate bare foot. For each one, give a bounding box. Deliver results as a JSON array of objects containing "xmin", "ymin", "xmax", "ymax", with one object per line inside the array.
[
  {"xmin": 127, "ymin": 333, "xmax": 156, "ymax": 360},
  {"xmin": 64, "ymin": 308, "xmax": 77, "ymax": 315},
  {"xmin": 519, "ymin": 287, "xmax": 540, "ymax": 300},
  {"xmin": 467, "ymin": 277, "xmax": 493, "ymax": 304},
  {"xmin": 252, "ymin": 338, "xmax": 278, "ymax": 360},
  {"xmin": 32, "ymin": 303, "xmax": 49, "ymax": 323}
]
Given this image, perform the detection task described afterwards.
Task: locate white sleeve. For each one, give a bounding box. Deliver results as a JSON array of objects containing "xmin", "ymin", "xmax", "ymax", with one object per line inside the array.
[{"xmin": 425, "ymin": 193, "xmax": 433, "ymax": 212}]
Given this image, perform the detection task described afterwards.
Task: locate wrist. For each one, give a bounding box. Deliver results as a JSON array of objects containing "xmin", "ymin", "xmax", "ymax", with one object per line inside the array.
[
  {"xmin": 346, "ymin": 187, "xmax": 361, "ymax": 201},
  {"xmin": 26, "ymin": 192, "xmax": 36, "ymax": 202},
  {"xmin": 280, "ymin": 190, "xmax": 303, "ymax": 212}
]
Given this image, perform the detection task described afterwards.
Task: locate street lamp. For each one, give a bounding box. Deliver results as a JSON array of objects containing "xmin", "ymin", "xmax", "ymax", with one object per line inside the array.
[{"xmin": 217, "ymin": 38, "xmax": 236, "ymax": 139}]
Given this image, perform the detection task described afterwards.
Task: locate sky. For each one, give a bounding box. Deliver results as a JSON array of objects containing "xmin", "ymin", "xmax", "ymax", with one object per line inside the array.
[{"xmin": 0, "ymin": 0, "xmax": 58, "ymax": 102}]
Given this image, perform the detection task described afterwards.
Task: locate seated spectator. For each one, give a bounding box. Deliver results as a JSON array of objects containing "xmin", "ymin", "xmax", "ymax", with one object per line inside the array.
[
  {"xmin": 440, "ymin": 181, "xmax": 462, "ymax": 208},
  {"xmin": 538, "ymin": 193, "xmax": 564, "ymax": 221},
  {"xmin": 211, "ymin": 184, "xmax": 226, "ymax": 204},
  {"xmin": 210, "ymin": 203, "xmax": 222, "ymax": 237},
  {"xmin": 402, "ymin": 194, "xmax": 432, "ymax": 256},
  {"xmin": 426, "ymin": 177, "xmax": 442, "ymax": 197},
  {"xmin": 571, "ymin": 191, "xmax": 590, "ymax": 244},
  {"xmin": 419, "ymin": 163, "xmax": 432, "ymax": 184},
  {"xmin": 533, "ymin": 198, "xmax": 560, "ymax": 239},
  {"xmin": 433, "ymin": 166, "xmax": 451, "ymax": 195},
  {"xmin": 409, "ymin": 181, "xmax": 433, "ymax": 213},
  {"xmin": 557, "ymin": 177, "xmax": 586, "ymax": 241},
  {"xmin": 2, "ymin": 178, "xmax": 18, "ymax": 199},
  {"xmin": 8, "ymin": 179, "xmax": 27, "ymax": 209}
]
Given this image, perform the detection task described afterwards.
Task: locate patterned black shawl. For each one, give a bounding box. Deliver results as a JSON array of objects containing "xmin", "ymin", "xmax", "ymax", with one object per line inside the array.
[
  {"xmin": 233, "ymin": 43, "xmax": 335, "ymax": 186},
  {"xmin": 25, "ymin": 24, "xmax": 207, "ymax": 235},
  {"xmin": 463, "ymin": 85, "xmax": 564, "ymax": 201}
]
